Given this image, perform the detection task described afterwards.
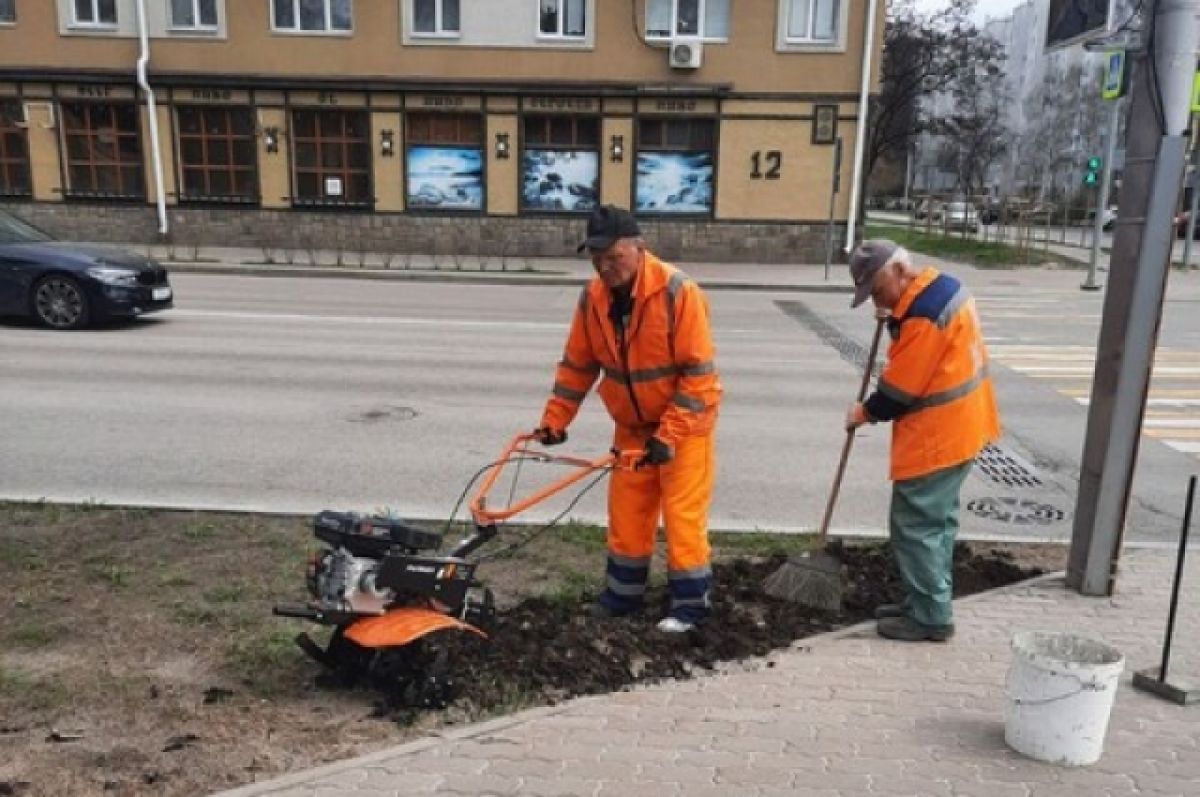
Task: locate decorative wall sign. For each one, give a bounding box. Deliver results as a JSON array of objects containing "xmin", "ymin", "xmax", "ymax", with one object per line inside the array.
[
  {"xmin": 636, "ymin": 152, "xmax": 713, "ymax": 214},
  {"xmin": 406, "ymin": 146, "xmax": 484, "ymax": 210},
  {"xmin": 813, "ymin": 104, "xmax": 838, "ymax": 145},
  {"xmin": 521, "ymin": 148, "xmax": 599, "ymax": 212}
]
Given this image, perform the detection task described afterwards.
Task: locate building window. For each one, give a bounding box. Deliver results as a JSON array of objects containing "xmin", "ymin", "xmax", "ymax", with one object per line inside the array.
[
  {"xmin": 61, "ymin": 102, "xmax": 144, "ymax": 199},
  {"xmin": 0, "ymin": 0, "xmax": 15, "ymax": 24},
  {"xmin": 73, "ymin": 0, "xmax": 118, "ymax": 26},
  {"xmin": 176, "ymin": 106, "xmax": 258, "ymax": 204},
  {"xmin": 646, "ymin": 0, "xmax": 728, "ymax": 40},
  {"xmin": 412, "ymin": 0, "xmax": 459, "ymax": 36},
  {"xmin": 785, "ymin": 0, "xmax": 838, "ymax": 43},
  {"xmin": 405, "ymin": 112, "xmax": 482, "ymax": 211},
  {"xmin": 538, "ymin": 0, "xmax": 585, "ymax": 38},
  {"xmin": 171, "ymin": 0, "xmax": 219, "ymax": 29},
  {"xmin": 291, "ymin": 109, "xmax": 371, "ymax": 207},
  {"xmin": 0, "ymin": 100, "xmax": 31, "ymax": 197},
  {"xmin": 636, "ymin": 118, "xmax": 714, "ymax": 215},
  {"xmin": 272, "ymin": 0, "xmax": 352, "ymax": 33},
  {"xmin": 522, "ymin": 115, "xmax": 598, "ymax": 212}
]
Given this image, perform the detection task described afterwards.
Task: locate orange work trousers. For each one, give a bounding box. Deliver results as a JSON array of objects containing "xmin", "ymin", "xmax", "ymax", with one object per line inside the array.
[{"xmin": 598, "ymin": 426, "xmax": 715, "ymax": 623}]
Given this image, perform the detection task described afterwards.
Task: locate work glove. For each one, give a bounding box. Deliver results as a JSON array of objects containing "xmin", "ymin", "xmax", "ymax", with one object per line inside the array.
[
  {"xmin": 637, "ymin": 437, "xmax": 673, "ymax": 469},
  {"xmin": 533, "ymin": 426, "xmax": 568, "ymax": 446}
]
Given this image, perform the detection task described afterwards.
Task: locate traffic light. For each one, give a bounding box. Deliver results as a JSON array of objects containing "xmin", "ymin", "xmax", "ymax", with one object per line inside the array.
[{"xmin": 1084, "ymin": 157, "xmax": 1102, "ymax": 186}]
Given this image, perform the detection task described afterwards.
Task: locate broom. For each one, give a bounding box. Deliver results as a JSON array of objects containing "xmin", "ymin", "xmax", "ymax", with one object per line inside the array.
[{"xmin": 763, "ymin": 310, "xmax": 888, "ymax": 611}]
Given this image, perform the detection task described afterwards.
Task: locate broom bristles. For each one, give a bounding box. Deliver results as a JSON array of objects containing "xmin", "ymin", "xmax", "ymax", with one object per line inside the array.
[{"xmin": 763, "ymin": 553, "xmax": 843, "ymax": 612}]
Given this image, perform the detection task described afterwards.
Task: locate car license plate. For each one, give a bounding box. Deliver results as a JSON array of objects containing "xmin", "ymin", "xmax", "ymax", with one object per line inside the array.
[{"xmin": 152, "ymin": 287, "xmax": 172, "ymax": 301}]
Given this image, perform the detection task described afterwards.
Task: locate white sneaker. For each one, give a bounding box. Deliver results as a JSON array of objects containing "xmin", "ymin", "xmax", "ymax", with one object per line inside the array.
[{"xmin": 656, "ymin": 617, "xmax": 695, "ymax": 633}]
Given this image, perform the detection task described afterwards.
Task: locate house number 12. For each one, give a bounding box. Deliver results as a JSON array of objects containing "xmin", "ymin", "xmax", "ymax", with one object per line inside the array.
[{"xmin": 750, "ymin": 151, "xmax": 782, "ymax": 180}]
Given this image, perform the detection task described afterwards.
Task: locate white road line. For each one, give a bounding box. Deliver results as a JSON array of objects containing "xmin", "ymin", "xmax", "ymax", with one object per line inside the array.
[
  {"xmin": 1013, "ymin": 366, "xmax": 1200, "ymax": 375},
  {"xmin": 168, "ymin": 308, "xmax": 568, "ymax": 330},
  {"xmin": 1075, "ymin": 398, "xmax": 1200, "ymax": 407},
  {"xmin": 1168, "ymin": 441, "xmax": 1200, "ymax": 453},
  {"xmin": 1143, "ymin": 419, "xmax": 1200, "ymax": 429}
]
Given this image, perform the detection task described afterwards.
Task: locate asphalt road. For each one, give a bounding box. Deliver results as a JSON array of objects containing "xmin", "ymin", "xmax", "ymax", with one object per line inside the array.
[{"xmin": 2, "ymin": 270, "xmax": 1197, "ymax": 544}]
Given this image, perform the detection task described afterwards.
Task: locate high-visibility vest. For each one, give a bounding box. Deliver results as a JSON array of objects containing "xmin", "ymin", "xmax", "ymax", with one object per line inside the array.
[
  {"xmin": 540, "ymin": 252, "xmax": 722, "ymax": 446},
  {"xmin": 866, "ymin": 267, "xmax": 1001, "ymax": 481}
]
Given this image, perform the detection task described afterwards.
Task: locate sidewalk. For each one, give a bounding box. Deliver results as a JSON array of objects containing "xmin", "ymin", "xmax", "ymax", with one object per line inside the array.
[{"xmin": 215, "ymin": 548, "xmax": 1199, "ymax": 797}]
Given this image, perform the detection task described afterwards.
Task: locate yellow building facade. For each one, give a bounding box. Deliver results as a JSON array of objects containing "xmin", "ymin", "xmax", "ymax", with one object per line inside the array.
[{"xmin": 0, "ymin": 0, "xmax": 882, "ymax": 261}]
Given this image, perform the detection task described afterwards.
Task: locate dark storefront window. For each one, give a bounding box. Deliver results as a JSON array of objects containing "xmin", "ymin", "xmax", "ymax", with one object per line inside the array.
[
  {"xmin": 522, "ymin": 115, "xmax": 599, "ymax": 213},
  {"xmin": 291, "ymin": 109, "xmax": 371, "ymax": 207},
  {"xmin": 405, "ymin": 112, "xmax": 483, "ymax": 211},
  {"xmin": 61, "ymin": 102, "xmax": 144, "ymax": 200},
  {"xmin": 0, "ymin": 100, "xmax": 31, "ymax": 197},
  {"xmin": 176, "ymin": 106, "xmax": 258, "ymax": 204},
  {"xmin": 636, "ymin": 117, "xmax": 714, "ymax": 215}
]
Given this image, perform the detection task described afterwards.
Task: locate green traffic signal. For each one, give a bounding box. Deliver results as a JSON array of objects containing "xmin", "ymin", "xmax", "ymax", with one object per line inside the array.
[
  {"xmin": 1087, "ymin": 156, "xmax": 1102, "ymax": 170},
  {"xmin": 1084, "ymin": 172, "xmax": 1099, "ymax": 186},
  {"xmin": 1084, "ymin": 156, "xmax": 1102, "ymax": 186}
]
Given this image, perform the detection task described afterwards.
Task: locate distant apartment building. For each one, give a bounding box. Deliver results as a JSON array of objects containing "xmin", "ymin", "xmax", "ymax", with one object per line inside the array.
[{"xmin": 0, "ymin": 1, "xmax": 885, "ymax": 262}]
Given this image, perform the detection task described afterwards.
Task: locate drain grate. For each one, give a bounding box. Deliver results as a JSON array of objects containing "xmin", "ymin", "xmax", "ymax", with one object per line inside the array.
[
  {"xmin": 776, "ymin": 299, "xmax": 1046, "ymax": 492},
  {"xmin": 975, "ymin": 445, "xmax": 1043, "ymax": 488},
  {"xmin": 967, "ymin": 496, "xmax": 1065, "ymax": 525}
]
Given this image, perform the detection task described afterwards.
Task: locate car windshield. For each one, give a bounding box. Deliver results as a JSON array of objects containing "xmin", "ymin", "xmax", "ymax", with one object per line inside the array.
[{"xmin": 0, "ymin": 212, "xmax": 53, "ymax": 244}]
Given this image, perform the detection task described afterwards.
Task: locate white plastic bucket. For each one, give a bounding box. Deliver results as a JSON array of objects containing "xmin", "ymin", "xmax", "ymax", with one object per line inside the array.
[{"xmin": 1004, "ymin": 631, "xmax": 1124, "ymax": 766}]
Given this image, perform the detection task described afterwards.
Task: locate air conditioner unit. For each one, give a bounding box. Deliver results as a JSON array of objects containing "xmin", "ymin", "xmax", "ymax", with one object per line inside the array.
[{"xmin": 669, "ymin": 38, "xmax": 703, "ymax": 70}]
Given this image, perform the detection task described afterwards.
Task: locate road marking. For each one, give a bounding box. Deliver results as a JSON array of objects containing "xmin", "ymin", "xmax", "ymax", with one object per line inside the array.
[{"xmin": 168, "ymin": 308, "xmax": 567, "ymax": 330}]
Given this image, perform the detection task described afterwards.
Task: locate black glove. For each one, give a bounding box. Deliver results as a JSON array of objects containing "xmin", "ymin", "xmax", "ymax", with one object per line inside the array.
[
  {"xmin": 637, "ymin": 437, "xmax": 673, "ymax": 469},
  {"xmin": 533, "ymin": 426, "xmax": 567, "ymax": 446}
]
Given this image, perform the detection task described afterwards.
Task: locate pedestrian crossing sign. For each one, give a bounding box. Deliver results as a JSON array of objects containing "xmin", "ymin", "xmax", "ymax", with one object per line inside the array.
[{"xmin": 1102, "ymin": 51, "xmax": 1127, "ymax": 100}]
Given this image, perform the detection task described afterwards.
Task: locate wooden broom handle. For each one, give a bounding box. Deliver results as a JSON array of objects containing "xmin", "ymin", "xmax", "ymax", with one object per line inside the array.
[{"xmin": 817, "ymin": 311, "xmax": 888, "ymax": 544}]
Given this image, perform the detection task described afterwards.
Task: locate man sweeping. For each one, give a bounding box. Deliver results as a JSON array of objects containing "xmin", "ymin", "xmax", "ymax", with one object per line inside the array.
[{"xmin": 844, "ymin": 240, "xmax": 1000, "ymax": 642}]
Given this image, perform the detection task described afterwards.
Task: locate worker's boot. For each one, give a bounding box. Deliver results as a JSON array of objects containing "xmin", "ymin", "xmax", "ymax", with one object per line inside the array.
[
  {"xmin": 873, "ymin": 603, "xmax": 905, "ymax": 620},
  {"xmin": 876, "ymin": 616, "xmax": 954, "ymax": 642}
]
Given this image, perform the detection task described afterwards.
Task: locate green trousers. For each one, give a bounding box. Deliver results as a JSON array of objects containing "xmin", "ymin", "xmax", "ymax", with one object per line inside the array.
[{"xmin": 889, "ymin": 460, "xmax": 974, "ymax": 628}]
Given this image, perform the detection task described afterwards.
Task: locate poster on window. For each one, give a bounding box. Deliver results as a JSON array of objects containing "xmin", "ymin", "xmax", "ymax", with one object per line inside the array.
[
  {"xmin": 521, "ymin": 149, "xmax": 599, "ymax": 212},
  {"xmin": 406, "ymin": 146, "xmax": 484, "ymax": 210},
  {"xmin": 636, "ymin": 152, "xmax": 713, "ymax": 214}
]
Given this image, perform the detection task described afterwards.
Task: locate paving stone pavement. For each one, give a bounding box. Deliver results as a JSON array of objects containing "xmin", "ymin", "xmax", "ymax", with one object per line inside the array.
[{"xmin": 215, "ymin": 549, "xmax": 1199, "ymax": 797}]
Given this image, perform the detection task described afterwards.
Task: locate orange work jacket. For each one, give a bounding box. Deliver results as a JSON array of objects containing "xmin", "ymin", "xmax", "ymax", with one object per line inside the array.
[
  {"xmin": 864, "ymin": 267, "xmax": 1001, "ymax": 481},
  {"xmin": 540, "ymin": 252, "xmax": 722, "ymax": 447}
]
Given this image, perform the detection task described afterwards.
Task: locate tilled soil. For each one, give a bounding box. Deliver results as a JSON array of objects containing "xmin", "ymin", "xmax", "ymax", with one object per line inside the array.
[{"xmin": 371, "ymin": 541, "xmax": 1044, "ymax": 718}]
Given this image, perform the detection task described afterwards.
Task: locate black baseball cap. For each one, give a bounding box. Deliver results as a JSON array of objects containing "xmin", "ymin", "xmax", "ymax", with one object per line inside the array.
[{"xmin": 577, "ymin": 204, "xmax": 641, "ymax": 253}]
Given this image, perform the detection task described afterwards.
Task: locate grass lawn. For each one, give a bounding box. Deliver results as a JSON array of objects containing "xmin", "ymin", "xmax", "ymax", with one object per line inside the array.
[{"xmin": 865, "ymin": 224, "xmax": 1066, "ymax": 268}]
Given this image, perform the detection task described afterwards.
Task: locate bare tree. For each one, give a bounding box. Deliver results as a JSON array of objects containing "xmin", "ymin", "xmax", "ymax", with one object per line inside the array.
[{"xmin": 932, "ymin": 60, "xmax": 1011, "ymax": 199}]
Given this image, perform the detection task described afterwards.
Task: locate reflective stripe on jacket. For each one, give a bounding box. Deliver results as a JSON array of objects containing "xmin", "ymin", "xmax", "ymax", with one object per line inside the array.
[
  {"xmin": 540, "ymin": 251, "xmax": 722, "ymax": 446},
  {"xmin": 864, "ymin": 267, "xmax": 1001, "ymax": 481}
]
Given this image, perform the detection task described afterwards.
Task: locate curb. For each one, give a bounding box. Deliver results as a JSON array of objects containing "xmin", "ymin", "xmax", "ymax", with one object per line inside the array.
[{"xmin": 162, "ymin": 262, "xmax": 854, "ymax": 294}]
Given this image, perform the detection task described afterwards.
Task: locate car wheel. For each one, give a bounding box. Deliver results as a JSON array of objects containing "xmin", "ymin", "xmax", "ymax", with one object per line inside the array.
[{"xmin": 32, "ymin": 275, "xmax": 90, "ymax": 330}]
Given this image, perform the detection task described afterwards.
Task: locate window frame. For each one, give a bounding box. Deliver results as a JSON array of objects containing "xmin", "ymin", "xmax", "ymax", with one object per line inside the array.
[
  {"xmin": 169, "ymin": 0, "xmax": 220, "ymax": 32},
  {"xmin": 520, "ymin": 113, "xmax": 601, "ymax": 214},
  {"xmin": 410, "ymin": 0, "xmax": 460, "ymax": 38},
  {"xmin": 0, "ymin": 99, "xmax": 32, "ymax": 198},
  {"xmin": 634, "ymin": 115, "xmax": 716, "ymax": 218},
  {"xmin": 776, "ymin": 0, "xmax": 846, "ymax": 51},
  {"xmin": 270, "ymin": 0, "xmax": 354, "ymax": 36},
  {"xmin": 289, "ymin": 107, "xmax": 373, "ymax": 209},
  {"xmin": 174, "ymin": 105, "xmax": 260, "ymax": 206},
  {"xmin": 645, "ymin": 0, "xmax": 729, "ymax": 43},
  {"xmin": 72, "ymin": 0, "xmax": 119, "ymax": 28},
  {"xmin": 59, "ymin": 100, "xmax": 146, "ymax": 201},
  {"xmin": 783, "ymin": 0, "xmax": 839, "ymax": 44},
  {"xmin": 0, "ymin": 0, "xmax": 15, "ymax": 25},
  {"xmin": 536, "ymin": 0, "xmax": 586, "ymax": 40}
]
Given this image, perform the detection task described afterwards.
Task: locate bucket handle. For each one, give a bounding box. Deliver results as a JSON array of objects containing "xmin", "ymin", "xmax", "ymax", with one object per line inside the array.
[{"xmin": 1011, "ymin": 679, "xmax": 1108, "ymax": 707}]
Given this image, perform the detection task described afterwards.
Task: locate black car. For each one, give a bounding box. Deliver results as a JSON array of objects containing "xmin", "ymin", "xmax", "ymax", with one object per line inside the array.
[{"xmin": 0, "ymin": 211, "xmax": 173, "ymax": 329}]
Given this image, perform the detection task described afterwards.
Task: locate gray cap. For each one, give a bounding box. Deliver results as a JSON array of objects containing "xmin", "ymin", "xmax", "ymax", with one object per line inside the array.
[{"xmin": 848, "ymin": 239, "xmax": 899, "ymax": 308}]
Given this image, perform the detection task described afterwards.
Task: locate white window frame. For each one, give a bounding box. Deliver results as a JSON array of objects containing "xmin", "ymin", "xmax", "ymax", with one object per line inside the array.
[
  {"xmin": 170, "ymin": 0, "xmax": 220, "ymax": 31},
  {"xmin": 270, "ymin": 0, "xmax": 354, "ymax": 36},
  {"xmin": 783, "ymin": 0, "xmax": 838, "ymax": 43},
  {"xmin": 536, "ymin": 0, "xmax": 586, "ymax": 40},
  {"xmin": 776, "ymin": 0, "xmax": 846, "ymax": 51},
  {"xmin": 72, "ymin": 0, "xmax": 119, "ymax": 28},
  {"xmin": 0, "ymin": 0, "xmax": 15, "ymax": 25},
  {"xmin": 410, "ymin": 0, "xmax": 460, "ymax": 38},
  {"xmin": 645, "ymin": 0, "xmax": 728, "ymax": 43}
]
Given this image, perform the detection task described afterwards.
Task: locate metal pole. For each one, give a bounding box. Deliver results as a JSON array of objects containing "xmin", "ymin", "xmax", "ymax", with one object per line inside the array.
[
  {"xmin": 824, "ymin": 138, "xmax": 844, "ymax": 282},
  {"xmin": 1068, "ymin": 0, "xmax": 1199, "ymax": 596},
  {"xmin": 1158, "ymin": 474, "xmax": 1196, "ymax": 682},
  {"xmin": 1086, "ymin": 103, "xmax": 1122, "ymax": 290}
]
